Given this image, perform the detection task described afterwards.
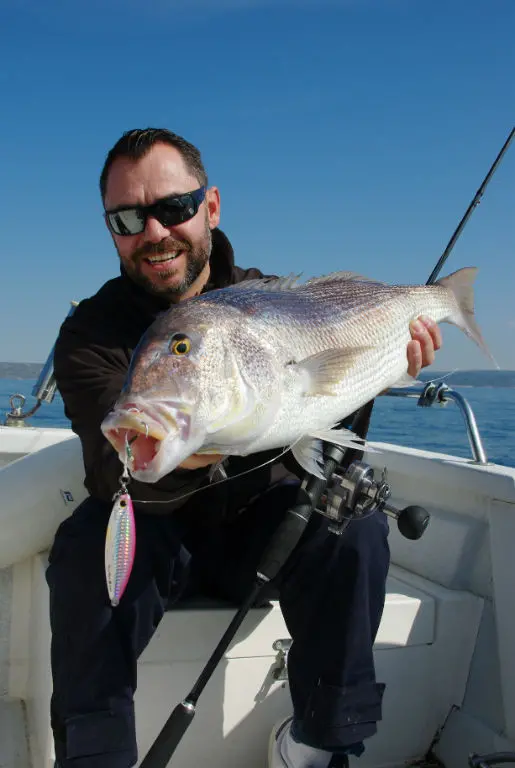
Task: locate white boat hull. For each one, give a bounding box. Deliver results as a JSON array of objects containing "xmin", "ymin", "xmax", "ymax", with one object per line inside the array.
[{"xmin": 0, "ymin": 426, "xmax": 87, "ymax": 568}]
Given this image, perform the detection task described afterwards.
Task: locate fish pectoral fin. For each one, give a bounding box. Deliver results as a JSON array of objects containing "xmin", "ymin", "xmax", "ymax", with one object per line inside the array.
[
  {"xmin": 291, "ymin": 428, "xmax": 378, "ymax": 479},
  {"xmin": 295, "ymin": 347, "xmax": 373, "ymax": 396}
]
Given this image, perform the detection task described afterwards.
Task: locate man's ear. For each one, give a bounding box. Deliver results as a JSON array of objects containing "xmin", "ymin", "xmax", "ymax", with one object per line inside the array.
[{"xmin": 206, "ymin": 186, "xmax": 221, "ymax": 229}]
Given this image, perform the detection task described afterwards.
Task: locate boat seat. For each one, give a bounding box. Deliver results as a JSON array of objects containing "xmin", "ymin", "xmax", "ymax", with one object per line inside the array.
[
  {"xmin": 151, "ymin": 566, "xmax": 436, "ymax": 663},
  {"xmin": 17, "ymin": 555, "xmax": 482, "ymax": 768}
]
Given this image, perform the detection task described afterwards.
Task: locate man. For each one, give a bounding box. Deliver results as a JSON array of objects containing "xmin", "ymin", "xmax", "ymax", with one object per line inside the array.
[{"xmin": 49, "ymin": 128, "xmax": 441, "ymax": 768}]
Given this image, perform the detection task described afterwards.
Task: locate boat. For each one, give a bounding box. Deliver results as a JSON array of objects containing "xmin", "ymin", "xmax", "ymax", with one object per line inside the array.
[{"xmin": 1, "ymin": 324, "xmax": 515, "ymax": 768}]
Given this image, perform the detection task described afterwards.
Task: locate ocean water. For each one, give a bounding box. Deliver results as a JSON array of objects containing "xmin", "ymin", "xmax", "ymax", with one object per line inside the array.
[{"xmin": 1, "ymin": 377, "xmax": 514, "ymax": 469}]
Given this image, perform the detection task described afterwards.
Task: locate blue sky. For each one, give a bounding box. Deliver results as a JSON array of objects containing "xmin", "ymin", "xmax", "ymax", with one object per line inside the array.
[{"xmin": 1, "ymin": 0, "xmax": 513, "ymax": 370}]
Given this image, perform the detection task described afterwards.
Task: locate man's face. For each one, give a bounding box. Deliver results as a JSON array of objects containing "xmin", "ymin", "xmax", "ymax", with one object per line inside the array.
[{"xmin": 103, "ymin": 143, "xmax": 220, "ymax": 301}]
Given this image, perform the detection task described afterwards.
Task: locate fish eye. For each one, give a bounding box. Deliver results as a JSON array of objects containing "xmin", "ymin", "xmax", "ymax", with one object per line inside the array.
[{"xmin": 170, "ymin": 333, "xmax": 191, "ymax": 356}]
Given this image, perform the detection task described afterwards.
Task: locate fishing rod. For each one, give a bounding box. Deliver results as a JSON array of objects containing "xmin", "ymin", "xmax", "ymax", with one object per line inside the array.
[
  {"xmin": 426, "ymin": 125, "xmax": 514, "ymax": 286},
  {"xmin": 139, "ymin": 125, "xmax": 514, "ymax": 768}
]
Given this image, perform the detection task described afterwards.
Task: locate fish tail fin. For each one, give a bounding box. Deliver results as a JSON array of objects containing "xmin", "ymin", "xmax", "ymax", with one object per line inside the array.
[{"xmin": 437, "ymin": 267, "xmax": 499, "ymax": 369}]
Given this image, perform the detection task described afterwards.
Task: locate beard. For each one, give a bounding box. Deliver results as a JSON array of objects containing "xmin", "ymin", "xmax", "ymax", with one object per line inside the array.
[{"xmin": 120, "ymin": 217, "xmax": 212, "ymax": 301}]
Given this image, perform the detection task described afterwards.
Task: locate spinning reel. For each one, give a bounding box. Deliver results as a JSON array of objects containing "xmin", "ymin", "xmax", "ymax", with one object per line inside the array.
[{"xmin": 314, "ymin": 455, "xmax": 430, "ymax": 540}]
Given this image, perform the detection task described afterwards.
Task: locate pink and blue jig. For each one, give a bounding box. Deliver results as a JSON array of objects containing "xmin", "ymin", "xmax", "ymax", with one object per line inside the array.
[{"xmin": 105, "ymin": 439, "xmax": 137, "ymax": 606}]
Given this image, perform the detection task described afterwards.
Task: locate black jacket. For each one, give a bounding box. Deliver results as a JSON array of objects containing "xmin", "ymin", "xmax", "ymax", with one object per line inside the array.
[{"xmin": 53, "ymin": 228, "xmax": 301, "ymax": 520}]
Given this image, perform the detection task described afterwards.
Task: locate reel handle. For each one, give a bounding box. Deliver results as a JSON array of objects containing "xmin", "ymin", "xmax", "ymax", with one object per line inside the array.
[{"xmin": 383, "ymin": 503, "xmax": 430, "ymax": 540}]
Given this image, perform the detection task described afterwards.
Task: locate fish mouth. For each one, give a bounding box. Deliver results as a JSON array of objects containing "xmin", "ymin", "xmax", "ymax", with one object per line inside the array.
[{"xmin": 101, "ymin": 400, "xmax": 191, "ymax": 479}]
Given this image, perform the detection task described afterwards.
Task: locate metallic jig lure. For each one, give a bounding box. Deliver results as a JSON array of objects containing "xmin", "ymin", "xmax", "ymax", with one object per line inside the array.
[{"xmin": 105, "ymin": 440, "xmax": 136, "ymax": 606}]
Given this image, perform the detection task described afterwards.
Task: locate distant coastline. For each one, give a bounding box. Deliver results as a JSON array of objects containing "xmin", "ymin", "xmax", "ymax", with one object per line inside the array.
[
  {"xmin": 417, "ymin": 370, "xmax": 515, "ymax": 388},
  {"xmin": 1, "ymin": 361, "xmax": 514, "ymax": 388},
  {"xmin": 0, "ymin": 362, "xmax": 44, "ymax": 379}
]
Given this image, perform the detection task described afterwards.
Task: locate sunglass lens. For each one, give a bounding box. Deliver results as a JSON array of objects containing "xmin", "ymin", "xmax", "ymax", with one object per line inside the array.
[
  {"xmin": 108, "ymin": 208, "xmax": 146, "ymax": 235},
  {"xmin": 158, "ymin": 195, "xmax": 197, "ymax": 227}
]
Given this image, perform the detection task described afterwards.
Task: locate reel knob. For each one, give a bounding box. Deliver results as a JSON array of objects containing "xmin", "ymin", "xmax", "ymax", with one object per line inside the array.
[{"xmin": 396, "ymin": 505, "xmax": 430, "ymax": 540}]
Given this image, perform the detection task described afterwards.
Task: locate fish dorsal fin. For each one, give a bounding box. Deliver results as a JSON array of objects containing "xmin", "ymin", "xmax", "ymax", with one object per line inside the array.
[
  {"xmin": 227, "ymin": 270, "xmax": 383, "ymax": 293},
  {"xmin": 227, "ymin": 273, "xmax": 303, "ymax": 292},
  {"xmin": 304, "ymin": 270, "xmax": 384, "ymax": 286}
]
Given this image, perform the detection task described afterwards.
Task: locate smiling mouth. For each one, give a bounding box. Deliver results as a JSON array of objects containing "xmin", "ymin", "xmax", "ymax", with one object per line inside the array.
[{"xmin": 145, "ymin": 251, "xmax": 184, "ymax": 265}]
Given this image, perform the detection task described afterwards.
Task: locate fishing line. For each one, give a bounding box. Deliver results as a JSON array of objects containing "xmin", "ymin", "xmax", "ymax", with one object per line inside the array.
[
  {"xmin": 430, "ymin": 368, "xmax": 460, "ymax": 383},
  {"xmin": 426, "ymin": 368, "xmax": 461, "ymax": 385},
  {"xmin": 127, "ymin": 435, "xmax": 369, "ymax": 507},
  {"xmin": 129, "ymin": 442, "xmax": 300, "ymax": 506}
]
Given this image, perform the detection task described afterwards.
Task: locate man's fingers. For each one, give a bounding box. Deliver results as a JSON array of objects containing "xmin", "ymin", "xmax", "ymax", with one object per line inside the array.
[
  {"xmin": 409, "ymin": 316, "xmax": 441, "ymax": 368},
  {"xmin": 407, "ymin": 339, "xmax": 423, "ymax": 377},
  {"xmin": 419, "ymin": 315, "xmax": 442, "ymax": 351},
  {"xmin": 179, "ymin": 453, "xmax": 224, "ymax": 470}
]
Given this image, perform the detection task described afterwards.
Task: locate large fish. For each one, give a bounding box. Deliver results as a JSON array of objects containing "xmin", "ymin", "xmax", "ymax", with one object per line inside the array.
[{"xmin": 101, "ymin": 267, "xmax": 494, "ymax": 482}]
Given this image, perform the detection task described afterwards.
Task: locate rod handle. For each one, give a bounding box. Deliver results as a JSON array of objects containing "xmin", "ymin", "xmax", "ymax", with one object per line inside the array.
[{"xmin": 139, "ymin": 701, "xmax": 195, "ymax": 768}]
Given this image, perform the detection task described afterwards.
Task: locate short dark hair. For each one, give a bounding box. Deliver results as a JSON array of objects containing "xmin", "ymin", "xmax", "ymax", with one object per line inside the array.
[{"xmin": 99, "ymin": 128, "xmax": 208, "ymax": 205}]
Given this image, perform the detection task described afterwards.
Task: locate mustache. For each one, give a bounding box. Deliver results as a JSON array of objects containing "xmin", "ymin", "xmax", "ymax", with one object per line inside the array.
[{"xmin": 133, "ymin": 238, "xmax": 191, "ymax": 261}]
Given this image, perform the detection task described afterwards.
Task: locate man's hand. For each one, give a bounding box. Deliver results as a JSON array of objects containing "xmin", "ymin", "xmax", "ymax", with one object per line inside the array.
[
  {"xmin": 407, "ymin": 315, "xmax": 442, "ymax": 377},
  {"xmin": 179, "ymin": 453, "xmax": 225, "ymax": 470}
]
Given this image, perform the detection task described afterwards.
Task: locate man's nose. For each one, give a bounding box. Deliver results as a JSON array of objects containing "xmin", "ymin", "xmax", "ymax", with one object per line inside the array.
[{"xmin": 144, "ymin": 215, "xmax": 170, "ymax": 243}]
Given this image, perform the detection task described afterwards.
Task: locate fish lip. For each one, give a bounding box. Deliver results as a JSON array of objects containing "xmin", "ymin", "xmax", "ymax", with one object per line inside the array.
[
  {"xmin": 101, "ymin": 399, "xmax": 193, "ymax": 480},
  {"xmin": 102, "ymin": 398, "xmax": 192, "ymax": 438},
  {"xmin": 102, "ymin": 409, "xmax": 168, "ymax": 441},
  {"xmin": 101, "ymin": 404, "xmax": 168, "ymax": 477}
]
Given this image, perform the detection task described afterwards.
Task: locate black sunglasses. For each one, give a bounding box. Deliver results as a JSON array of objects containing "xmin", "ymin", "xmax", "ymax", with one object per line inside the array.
[{"xmin": 105, "ymin": 186, "xmax": 206, "ymax": 236}]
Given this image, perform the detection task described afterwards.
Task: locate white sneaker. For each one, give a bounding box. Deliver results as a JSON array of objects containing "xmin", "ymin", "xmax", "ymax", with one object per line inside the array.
[
  {"xmin": 268, "ymin": 716, "xmax": 294, "ymax": 767},
  {"xmin": 268, "ymin": 716, "xmax": 339, "ymax": 768}
]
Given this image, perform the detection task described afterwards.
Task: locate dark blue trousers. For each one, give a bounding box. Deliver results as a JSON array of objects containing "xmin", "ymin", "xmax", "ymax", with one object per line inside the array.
[{"xmin": 46, "ymin": 482, "xmax": 390, "ymax": 767}]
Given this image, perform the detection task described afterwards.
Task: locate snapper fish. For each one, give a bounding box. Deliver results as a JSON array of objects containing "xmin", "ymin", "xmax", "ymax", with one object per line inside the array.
[{"xmin": 100, "ymin": 267, "xmax": 495, "ymax": 482}]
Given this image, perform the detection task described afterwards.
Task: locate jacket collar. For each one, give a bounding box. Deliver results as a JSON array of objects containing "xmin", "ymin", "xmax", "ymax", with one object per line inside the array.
[{"xmin": 205, "ymin": 227, "xmax": 235, "ymax": 289}]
